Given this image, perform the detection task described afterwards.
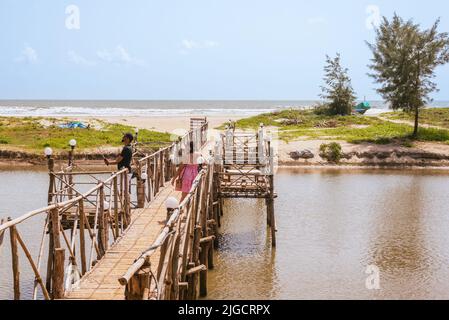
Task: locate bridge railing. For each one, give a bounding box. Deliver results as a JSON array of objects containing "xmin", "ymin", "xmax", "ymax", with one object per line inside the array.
[
  {"xmin": 118, "ymin": 156, "xmax": 217, "ymax": 300},
  {"xmin": 0, "ymin": 168, "xmax": 131, "ymax": 300},
  {"xmin": 0, "ymin": 119, "xmax": 209, "ymax": 300}
]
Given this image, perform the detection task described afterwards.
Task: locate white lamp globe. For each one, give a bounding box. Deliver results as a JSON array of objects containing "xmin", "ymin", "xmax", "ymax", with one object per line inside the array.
[
  {"xmin": 44, "ymin": 147, "xmax": 53, "ymax": 157},
  {"xmin": 197, "ymin": 156, "xmax": 205, "ymax": 165},
  {"xmin": 135, "ymin": 128, "xmax": 139, "ymax": 134},
  {"xmin": 165, "ymin": 197, "xmax": 179, "ymax": 210},
  {"xmin": 69, "ymin": 139, "xmax": 77, "ymax": 147}
]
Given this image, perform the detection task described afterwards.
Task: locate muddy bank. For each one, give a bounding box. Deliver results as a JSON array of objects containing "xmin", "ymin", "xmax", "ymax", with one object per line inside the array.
[
  {"xmin": 0, "ymin": 148, "xmax": 123, "ymax": 167},
  {"xmin": 4, "ymin": 140, "xmax": 449, "ymax": 169},
  {"xmin": 280, "ymin": 143, "xmax": 449, "ymax": 168}
]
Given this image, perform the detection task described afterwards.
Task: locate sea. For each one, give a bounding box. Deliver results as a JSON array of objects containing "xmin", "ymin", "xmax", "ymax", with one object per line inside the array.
[{"xmin": 0, "ymin": 100, "xmax": 448, "ymax": 117}]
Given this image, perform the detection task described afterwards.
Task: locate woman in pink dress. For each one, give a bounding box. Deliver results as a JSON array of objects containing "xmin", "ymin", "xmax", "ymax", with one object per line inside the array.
[{"xmin": 171, "ymin": 141, "xmax": 202, "ymax": 202}]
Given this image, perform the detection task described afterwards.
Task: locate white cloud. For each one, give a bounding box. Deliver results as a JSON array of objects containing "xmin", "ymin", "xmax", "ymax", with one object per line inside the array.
[
  {"xmin": 307, "ymin": 16, "xmax": 327, "ymax": 25},
  {"xmin": 15, "ymin": 45, "xmax": 38, "ymax": 64},
  {"xmin": 68, "ymin": 50, "xmax": 96, "ymax": 66},
  {"xmin": 96, "ymin": 45, "xmax": 146, "ymax": 66},
  {"xmin": 181, "ymin": 40, "xmax": 220, "ymax": 51}
]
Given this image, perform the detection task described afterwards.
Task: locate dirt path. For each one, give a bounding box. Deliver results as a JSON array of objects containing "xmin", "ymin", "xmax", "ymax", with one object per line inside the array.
[{"xmin": 377, "ymin": 116, "xmax": 447, "ymax": 130}]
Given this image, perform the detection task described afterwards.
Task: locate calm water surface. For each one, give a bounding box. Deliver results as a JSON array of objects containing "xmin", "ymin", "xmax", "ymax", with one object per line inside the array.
[
  {"xmin": 207, "ymin": 168, "xmax": 449, "ymax": 300},
  {"xmin": 2, "ymin": 168, "xmax": 449, "ymax": 299}
]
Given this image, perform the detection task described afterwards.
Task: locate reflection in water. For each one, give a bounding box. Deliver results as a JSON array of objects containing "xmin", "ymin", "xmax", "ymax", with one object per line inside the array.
[
  {"xmin": 2, "ymin": 168, "xmax": 449, "ymax": 299},
  {"xmin": 208, "ymin": 168, "xmax": 449, "ymax": 300},
  {"xmin": 207, "ymin": 199, "xmax": 279, "ymax": 299}
]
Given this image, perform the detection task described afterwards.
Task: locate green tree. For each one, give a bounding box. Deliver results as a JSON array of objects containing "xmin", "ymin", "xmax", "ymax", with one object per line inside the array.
[
  {"xmin": 367, "ymin": 14, "xmax": 449, "ymax": 137},
  {"xmin": 320, "ymin": 53, "xmax": 356, "ymax": 116}
]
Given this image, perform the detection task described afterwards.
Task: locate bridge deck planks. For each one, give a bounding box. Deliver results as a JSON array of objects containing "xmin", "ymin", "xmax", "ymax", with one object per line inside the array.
[{"xmin": 64, "ymin": 184, "xmax": 178, "ymax": 300}]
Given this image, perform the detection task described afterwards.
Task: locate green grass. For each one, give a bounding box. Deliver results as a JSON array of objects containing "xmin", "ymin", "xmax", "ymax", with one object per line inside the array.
[
  {"xmin": 382, "ymin": 108, "xmax": 449, "ymax": 129},
  {"xmin": 222, "ymin": 108, "xmax": 449, "ymax": 145},
  {"xmin": 221, "ymin": 108, "xmax": 382, "ymax": 130},
  {"xmin": 0, "ymin": 117, "xmax": 172, "ymax": 153}
]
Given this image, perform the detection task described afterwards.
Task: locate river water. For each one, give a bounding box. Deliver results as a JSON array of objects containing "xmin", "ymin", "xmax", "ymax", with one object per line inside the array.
[{"xmin": 2, "ymin": 168, "xmax": 449, "ymax": 300}]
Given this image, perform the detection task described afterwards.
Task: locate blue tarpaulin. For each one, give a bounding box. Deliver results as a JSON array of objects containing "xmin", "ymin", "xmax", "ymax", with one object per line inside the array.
[{"xmin": 59, "ymin": 121, "xmax": 88, "ymax": 129}]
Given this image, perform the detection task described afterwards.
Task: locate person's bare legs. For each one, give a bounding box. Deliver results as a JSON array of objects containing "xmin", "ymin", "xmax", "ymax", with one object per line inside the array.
[{"xmin": 180, "ymin": 192, "xmax": 188, "ymax": 203}]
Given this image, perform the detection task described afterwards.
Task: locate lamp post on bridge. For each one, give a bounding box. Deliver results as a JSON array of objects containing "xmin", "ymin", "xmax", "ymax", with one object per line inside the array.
[
  {"xmin": 165, "ymin": 197, "xmax": 179, "ymax": 222},
  {"xmin": 134, "ymin": 128, "xmax": 139, "ymax": 143},
  {"xmin": 68, "ymin": 139, "xmax": 77, "ymax": 167},
  {"xmin": 45, "ymin": 147, "xmax": 54, "ymax": 205}
]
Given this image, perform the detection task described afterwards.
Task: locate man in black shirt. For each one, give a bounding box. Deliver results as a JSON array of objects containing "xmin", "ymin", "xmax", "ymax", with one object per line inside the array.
[{"xmin": 104, "ymin": 132, "xmax": 134, "ymax": 172}]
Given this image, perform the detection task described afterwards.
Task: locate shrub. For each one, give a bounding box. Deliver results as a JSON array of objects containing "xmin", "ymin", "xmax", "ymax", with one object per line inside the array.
[{"xmin": 319, "ymin": 142, "xmax": 343, "ymax": 163}]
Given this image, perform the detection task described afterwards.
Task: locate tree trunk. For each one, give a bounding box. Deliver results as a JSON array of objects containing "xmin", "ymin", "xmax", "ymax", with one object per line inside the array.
[{"xmin": 413, "ymin": 106, "xmax": 419, "ymax": 138}]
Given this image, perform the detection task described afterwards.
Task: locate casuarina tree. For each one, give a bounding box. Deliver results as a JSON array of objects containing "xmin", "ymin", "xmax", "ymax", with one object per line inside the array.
[
  {"xmin": 320, "ymin": 53, "xmax": 356, "ymax": 116},
  {"xmin": 367, "ymin": 14, "xmax": 449, "ymax": 137}
]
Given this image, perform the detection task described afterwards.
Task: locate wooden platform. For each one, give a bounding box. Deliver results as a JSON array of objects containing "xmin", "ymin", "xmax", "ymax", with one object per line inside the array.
[{"xmin": 64, "ymin": 184, "xmax": 177, "ymax": 300}]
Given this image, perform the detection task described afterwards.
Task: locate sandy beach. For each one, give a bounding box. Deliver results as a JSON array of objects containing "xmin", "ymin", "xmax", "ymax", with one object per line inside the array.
[{"xmin": 81, "ymin": 115, "xmax": 241, "ymax": 133}]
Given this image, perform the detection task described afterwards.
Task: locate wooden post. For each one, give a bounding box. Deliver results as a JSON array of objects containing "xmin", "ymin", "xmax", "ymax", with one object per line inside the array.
[
  {"xmin": 45, "ymin": 220, "xmax": 54, "ymax": 293},
  {"xmin": 125, "ymin": 269, "xmax": 149, "ymax": 300},
  {"xmin": 78, "ymin": 200, "xmax": 87, "ymax": 275},
  {"xmin": 47, "ymin": 158, "xmax": 55, "ymax": 205},
  {"xmin": 170, "ymin": 234, "xmax": 181, "ymax": 300},
  {"xmin": 9, "ymin": 224, "xmax": 20, "ymax": 300},
  {"xmin": 160, "ymin": 151, "xmax": 165, "ymax": 187},
  {"xmin": 268, "ymin": 174, "xmax": 276, "ymax": 247},
  {"xmin": 137, "ymin": 178, "xmax": 145, "ymax": 208},
  {"xmin": 98, "ymin": 186, "xmax": 106, "ymax": 257},
  {"xmin": 50, "ymin": 208, "xmax": 61, "ymax": 249},
  {"xmin": 113, "ymin": 176, "xmax": 119, "ymax": 237},
  {"xmin": 187, "ymin": 225, "xmax": 202, "ymax": 300},
  {"xmin": 47, "ymin": 207, "xmax": 62, "ymax": 299},
  {"xmin": 124, "ymin": 172, "xmax": 131, "ymax": 228},
  {"xmin": 266, "ymin": 198, "xmax": 272, "ymax": 227},
  {"xmin": 147, "ymin": 158, "xmax": 153, "ymax": 201},
  {"xmin": 68, "ymin": 148, "xmax": 74, "ymax": 199},
  {"xmin": 52, "ymin": 248, "xmax": 65, "ymax": 299},
  {"xmin": 68, "ymin": 174, "xmax": 74, "ymax": 200},
  {"xmin": 199, "ymin": 242, "xmax": 209, "ymax": 297},
  {"xmin": 208, "ymin": 241, "xmax": 215, "ymax": 269}
]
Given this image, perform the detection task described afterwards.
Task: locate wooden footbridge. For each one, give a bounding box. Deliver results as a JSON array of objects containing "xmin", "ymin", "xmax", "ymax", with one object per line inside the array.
[{"xmin": 0, "ymin": 120, "xmax": 276, "ymax": 300}]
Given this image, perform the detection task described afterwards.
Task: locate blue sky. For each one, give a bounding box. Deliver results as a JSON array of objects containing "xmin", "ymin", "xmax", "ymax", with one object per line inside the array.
[{"xmin": 0, "ymin": 0, "xmax": 448, "ymax": 100}]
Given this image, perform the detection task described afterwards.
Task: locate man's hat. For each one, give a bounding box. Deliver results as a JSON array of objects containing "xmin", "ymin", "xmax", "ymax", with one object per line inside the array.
[{"xmin": 122, "ymin": 132, "xmax": 134, "ymax": 142}]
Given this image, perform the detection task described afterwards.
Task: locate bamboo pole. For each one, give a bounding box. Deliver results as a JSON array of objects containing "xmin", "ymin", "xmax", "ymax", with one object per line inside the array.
[
  {"xmin": 147, "ymin": 158, "xmax": 153, "ymax": 201},
  {"xmin": 50, "ymin": 208, "xmax": 61, "ymax": 249},
  {"xmin": 113, "ymin": 177, "xmax": 119, "ymax": 238},
  {"xmin": 0, "ymin": 218, "xmax": 5, "ymax": 253},
  {"xmin": 52, "ymin": 248, "xmax": 65, "ymax": 299},
  {"xmin": 33, "ymin": 217, "xmax": 49, "ymax": 300},
  {"xmin": 15, "ymin": 230, "xmax": 50, "ymax": 300},
  {"xmin": 9, "ymin": 224, "xmax": 20, "ymax": 300},
  {"xmin": 78, "ymin": 200, "xmax": 87, "ymax": 275},
  {"xmin": 124, "ymin": 172, "xmax": 130, "ymax": 228},
  {"xmin": 199, "ymin": 241, "xmax": 208, "ymax": 297},
  {"xmin": 125, "ymin": 270, "xmax": 150, "ymax": 300}
]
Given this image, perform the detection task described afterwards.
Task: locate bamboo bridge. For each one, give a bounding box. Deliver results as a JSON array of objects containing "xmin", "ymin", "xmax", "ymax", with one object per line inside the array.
[{"xmin": 0, "ymin": 119, "xmax": 276, "ymax": 300}]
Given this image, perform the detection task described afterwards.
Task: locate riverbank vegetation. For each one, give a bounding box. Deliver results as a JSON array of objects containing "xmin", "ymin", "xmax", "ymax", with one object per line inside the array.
[
  {"xmin": 222, "ymin": 108, "xmax": 449, "ymax": 145},
  {"xmin": 0, "ymin": 117, "xmax": 172, "ymax": 153}
]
